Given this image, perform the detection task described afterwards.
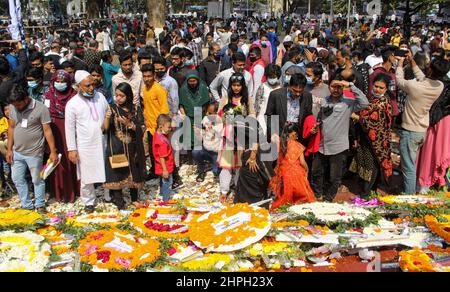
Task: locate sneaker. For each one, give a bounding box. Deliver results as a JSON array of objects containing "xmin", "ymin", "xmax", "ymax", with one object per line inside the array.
[
  {"xmin": 146, "ymin": 173, "xmax": 159, "ymax": 181},
  {"xmin": 84, "ymin": 205, "xmax": 95, "ymax": 214},
  {"xmin": 196, "ymin": 172, "xmax": 206, "ymax": 183},
  {"xmin": 172, "ymin": 180, "xmax": 184, "ymax": 190}
]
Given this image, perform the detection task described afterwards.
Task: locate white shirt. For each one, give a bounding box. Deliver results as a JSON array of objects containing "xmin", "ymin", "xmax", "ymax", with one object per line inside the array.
[
  {"xmin": 209, "ymin": 68, "xmax": 254, "ymax": 102},
  {"xmin": 365, "ymin": 54, "xmax": 383, "ymax": 70},
  {"xmin": 65, "ymin": 92, "xmax": 109, "ymax": 184}
]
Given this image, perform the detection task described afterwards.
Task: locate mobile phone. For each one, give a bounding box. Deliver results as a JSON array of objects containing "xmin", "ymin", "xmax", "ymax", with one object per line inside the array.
[{"xmin": 394, "ymin": 49, "xmax": 408, "ymax": 57}]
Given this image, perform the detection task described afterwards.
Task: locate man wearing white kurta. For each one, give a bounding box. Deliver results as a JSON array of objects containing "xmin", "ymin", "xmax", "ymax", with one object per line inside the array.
[{"xmin": 65, "ymin": 70, "xmax": 109, "ymax": 213}]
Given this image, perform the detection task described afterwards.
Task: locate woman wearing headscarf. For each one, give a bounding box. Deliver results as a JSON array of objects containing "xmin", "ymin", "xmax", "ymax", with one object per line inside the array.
[
  {"xmin": 350, "ymin": 73, "xmax": 393, "ymax": 196},
  {"xmin": 44, "ymin": 70, "xmax": 79, "ymax": 202},
  {"xmin": 179, "ymin": 70, "xmax": 211, "ymax": 146},
  {"xmin": 103, "ymin": 82, "xmax": 146, "ymax": 210}
]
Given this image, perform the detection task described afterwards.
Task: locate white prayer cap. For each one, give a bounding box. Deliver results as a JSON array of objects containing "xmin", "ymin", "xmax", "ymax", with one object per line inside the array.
[
  {"xmin": 75, "ymin": 70, "xmax": 91, "ymax": 84},
  {"xmin": 283, "ymin": 35, "xmax": 292, "ymax": 42}
]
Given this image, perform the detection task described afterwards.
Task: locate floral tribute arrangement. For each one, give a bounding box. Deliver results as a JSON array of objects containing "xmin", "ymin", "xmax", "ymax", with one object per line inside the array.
[
  {"xmin": 77, "ymin": 228, "xmax": 160, "ymax": 270},
  {"xmin": 424, "ymin": 214, "xmax": 450, "ymax": 243},
  {"xmin": 399, "ymin": 247, "xmax": 450, "ymax": 272},
  {"xmin": 189, "ymin": 203, "xmax": 271, "ymax": 252},
  {"xmin": 378, "ymin": 194, "xmax": 447, "ymax": 208},
  {"xmin": 66, "ymin": 212, "xmax": 123, "ymax": 226},
  {"xmin": 0, "ymin": 231, "xmax": 51, "ymax": 272},
  {"xmin": 0, "ymin": 209, "xmax": 45, "ymax": 231},
  {"xmin": 289, "ymin": 202, "xmax": 375, "ymax": 223},
  {"xmin": 128, "ymin": 207, "xmax": 190, "ymax": 239}
]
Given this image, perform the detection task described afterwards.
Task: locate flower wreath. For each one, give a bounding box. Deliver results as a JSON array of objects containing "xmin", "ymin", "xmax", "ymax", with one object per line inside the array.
[
  {"xmin": 37, "ymin": 226, "xmax": 74, "ymax": 255},
  {"xmin": 78, "ymin": 229, "xmax": 161, "ymax": 270},
  {"xmin": 67, "ymin": 212, "xmax": 122, "ymax": 226},
  {"xmin": 0, "ymin": 209, "xmax": 44, "ymax": 230},
  {"xmin": 128, "ymin": 207, "xmax": 190, "ymax": 239},
  {"xmin": 378, "ymin": 194, "xmax": 447, "ymax": 208},
  {"xmin": 288, "ymin": 202, "xmax": 374, "ymax": 223},
  {"xmin": 0, "ymin": 231, "xmax": 51, "ymax": 272},
  {"xmin": 189, "ymin": 203, "xmax": 270, "ymax": 250},
  {"xmin": 424, "ymin": 215, "xmax": 450, "ymax": 243}
]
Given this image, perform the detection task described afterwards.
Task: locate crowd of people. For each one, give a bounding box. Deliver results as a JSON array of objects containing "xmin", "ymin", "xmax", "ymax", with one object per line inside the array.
[{"xmin": 0, "ymin": 13, "xmax": 449, "ymax": 214}]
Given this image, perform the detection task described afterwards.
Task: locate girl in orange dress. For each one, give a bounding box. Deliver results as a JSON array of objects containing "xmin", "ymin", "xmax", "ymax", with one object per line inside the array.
[{"xmin": 270, "ymin": 123, "xmax": 315, "ymax": 210}]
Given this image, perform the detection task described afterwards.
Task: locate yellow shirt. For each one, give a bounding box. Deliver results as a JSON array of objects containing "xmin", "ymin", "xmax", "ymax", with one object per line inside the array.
[
  {"xmin": 142, "ymin": 82, "xmax": 169, "ymax": 135},
  {"xmin": 0, "ymin": 117, "xmax": 8, "ymax": 136},
  {"xmin": 391, "ymin": 36, "xmax": 401, "ymax": 47}
]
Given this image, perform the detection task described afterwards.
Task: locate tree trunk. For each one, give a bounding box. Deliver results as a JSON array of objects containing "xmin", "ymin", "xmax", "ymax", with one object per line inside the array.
[
  {"xmin": 146, "ymin": 0, "xmax": 165, "ymax": 28},
  {"xmin": 403, "ymin": 0, "xmax": 411, "ymax": 39},
  {"xmin": 87, "ymin": 0, "xmax": 100, "ymax": 19}
]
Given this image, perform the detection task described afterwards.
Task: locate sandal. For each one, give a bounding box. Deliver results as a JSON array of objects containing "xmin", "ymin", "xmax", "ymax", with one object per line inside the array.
[{"xmin": 196, "ymin": 172, "xmax": 206, "ymax": 183}]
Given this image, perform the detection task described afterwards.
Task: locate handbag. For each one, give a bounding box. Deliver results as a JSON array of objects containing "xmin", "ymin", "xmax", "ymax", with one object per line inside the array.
[{"xmin": 109, "ymin": 108, "xmax": 130, "ymax": 169}]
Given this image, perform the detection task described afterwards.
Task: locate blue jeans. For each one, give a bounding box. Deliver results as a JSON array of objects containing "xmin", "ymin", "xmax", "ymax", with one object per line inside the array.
[
  {"xmin": 159, "ymin": 173, "xmax": 173, "ymax": 202},
  {"xmin": 192, "ymin": 148, "xmax": 219, "ymax": 175},
  {"xmin": 11, "ymin": 151, "xmax": 45, "ymax": 209},
  {"xmin": 399, "ymin": 129, "xmax": 425, "ymax": 194}
]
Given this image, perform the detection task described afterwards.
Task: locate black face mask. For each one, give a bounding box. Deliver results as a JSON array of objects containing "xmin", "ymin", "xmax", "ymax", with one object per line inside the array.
[
  {"xmin": 249, "ymin": 56, "xmax": 258, "ymax": 63},
  {"xmin": 156, "ymin": 71, "xmax": 165, "ymax": 79},
  {"xmin": 213, "ymin": 53, "xmax": 221, "ymax": 61}
]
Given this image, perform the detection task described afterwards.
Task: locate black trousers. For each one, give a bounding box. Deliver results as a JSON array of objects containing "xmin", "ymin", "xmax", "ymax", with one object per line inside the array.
[{"xmin": 311, "ymin": 151, "xmax": 348, "ymax": 201}]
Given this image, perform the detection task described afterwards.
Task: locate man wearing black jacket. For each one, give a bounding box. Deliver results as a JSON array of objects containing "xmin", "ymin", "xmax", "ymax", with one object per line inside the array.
[
  {"xmin": 0, "ymin": 41, "xmax": 27, "ymax": 104},
  {"xmin": 265, "ymin": 73, "xmax": 313, "ymax": 162},
  {"xmin": 197, "ymin": 42, "xmax": 221, "ymax": 86}
]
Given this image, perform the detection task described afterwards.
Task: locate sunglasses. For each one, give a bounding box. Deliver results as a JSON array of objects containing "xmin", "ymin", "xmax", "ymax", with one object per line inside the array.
[{"xmin": 230, "ymin": 75, "xmax": 244, "ymax": 82}]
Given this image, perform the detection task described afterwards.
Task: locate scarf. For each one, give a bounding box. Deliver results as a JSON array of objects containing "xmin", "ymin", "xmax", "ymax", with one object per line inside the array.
[
  {"xmin": 44, "ymin": 70, "xmax": 76, "ymax": 119},
  {"xmin": 179, "ymin": 72, "xmax": 210, "ymax": 120},
  {"xmin": 429, "ymin": 83, "xmax": 450, "ymax": 128},
  {"xmin": 359, "ymin": 94, "xmax": 393, "ymax": 179}
]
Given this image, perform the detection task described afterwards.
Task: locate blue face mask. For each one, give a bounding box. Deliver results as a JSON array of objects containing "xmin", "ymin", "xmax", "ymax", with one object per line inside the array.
[
  {"xmin": 371, "ymin": 90, "xmax": 384, "ymax": 99},
  {"xmin": 284, "ymin": 75, "xmax": 291, "ymax": 84},
  {"xmin": 267, "ymin": 78, "xmax": 279, "ymax": 86},
  {"xmin": 28, "ymin": 81, "xmax": 39, "ymax": 89},
  {"xmin": 184, "ymin": 59, "xmax": 194, "ymax": 66},
  {"xmin": 81, "ymin": 90, "xmax": 94, "ymax": 98},
  {"xmin": 306, "ymin": 76, "xmax": 314, "ymax": 85},
  {"xmin": 54, "ymin": 82, "xmax": 68, "ymax": 92},
  {"xmin": 261, "ymin": 41, "xmax": 267, "ymax": 47}
]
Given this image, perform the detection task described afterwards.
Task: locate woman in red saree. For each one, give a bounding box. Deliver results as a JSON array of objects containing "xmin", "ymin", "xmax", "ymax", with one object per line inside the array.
[{"xmin": 270, "ymin": 123, "xmax": 315, "ymax": 210}]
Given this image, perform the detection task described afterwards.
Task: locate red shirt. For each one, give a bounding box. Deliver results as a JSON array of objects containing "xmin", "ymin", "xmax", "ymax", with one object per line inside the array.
[
  {"xmin": 152, "ymin": 131, "xmax": 175, "ymax": 175},
  {"xmin": 302, "ymin": 115, "xmax": 321, "ymax": 157}
]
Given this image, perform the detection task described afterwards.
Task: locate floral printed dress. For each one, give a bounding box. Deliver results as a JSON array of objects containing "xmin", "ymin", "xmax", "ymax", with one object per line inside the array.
[{"xmin": 350, "ymin": 95, "xmax": 393, "ymax": 186}]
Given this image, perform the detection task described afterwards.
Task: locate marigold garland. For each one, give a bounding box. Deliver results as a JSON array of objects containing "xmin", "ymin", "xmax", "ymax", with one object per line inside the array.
[
  {"xmin": 424, "ymin": 215, "xmax": 450, "ymax": 243},
  {"xmin": 180, "ymin": 253, "xmax": 233, "ymax": 271},
  {"xmin": 0, "ymin": 209, "xmax": 43, "ymax": 228},
  {"xmin": 128, "ymin": 208, "xmax": 190, "ymax": 239},
  {"xmin": 77, "ymin": 228, "xmax": 161, "ymax": 270},
  {"xmin": 398, "ymin": 248, "xmax": 450, "ymax": 272},
  {"xmin": 189, "ymin": 203, "xmax": 270, "ymax": 250}
]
